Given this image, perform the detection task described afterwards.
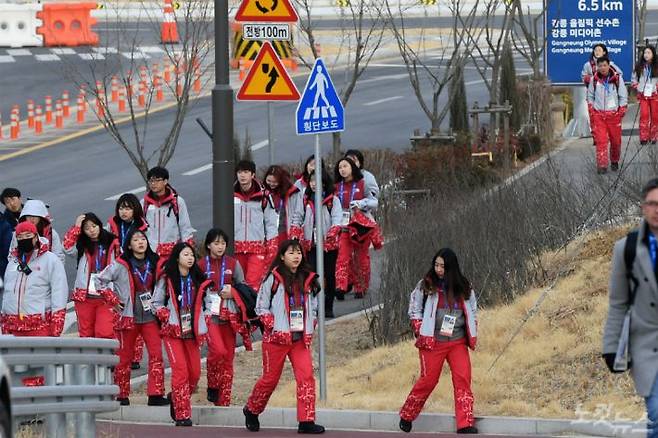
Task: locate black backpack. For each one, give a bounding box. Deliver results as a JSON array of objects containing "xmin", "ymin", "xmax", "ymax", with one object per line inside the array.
[{"xmin": 624, "ymin": 230, "xmax": 640, "ymax": 306}]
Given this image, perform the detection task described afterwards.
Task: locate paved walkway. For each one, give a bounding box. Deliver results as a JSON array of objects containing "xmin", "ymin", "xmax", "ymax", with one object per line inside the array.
[{"xmin": 96, "ymin": 421, "xmax": 544, "ymax": 437}]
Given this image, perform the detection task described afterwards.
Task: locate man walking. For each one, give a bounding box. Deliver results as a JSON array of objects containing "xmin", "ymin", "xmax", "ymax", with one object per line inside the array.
[{"xmin": 604, "ymin": 178, "xmax": 658, "ymax": 437}]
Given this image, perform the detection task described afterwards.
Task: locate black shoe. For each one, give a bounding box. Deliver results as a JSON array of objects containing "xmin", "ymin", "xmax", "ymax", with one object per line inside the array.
[
  {"xmin": 298, "ymin": 421, "xmax": 325, "ymax": 434},
  {"xmin": 207, "ymin": 388, "xmax": 219, "ymax": 403},
  {"xmin": 354, "ymin": 292, "xmax": 364, "ymax": 299},
  {"xmin": 399, "ymin": 418, "xmax": 412, "ymax": 433},
  {"xmin": 176, "ymin": 419, "xmax": 193, "ymax": 426},
  {"xmin": 653, "ymin": 140, "xmax": 657, "ymax": 145},
  {"xmin": 116, "ymin": 397, "xmax": 130, "ymax": 406},
  {"xmin": 335, "ymin": 292, "xmax": 345, "ymax": 301},
  {"xmin": 641, "ymin": 140, "xmax": 649, "ymax": 145},
  {"xmin": 597, "ymin": 167, "xmax": 607, "ymax": 174},
  {"xmin": 610, "ymin": 162, "xmax": 619, "ymax": 171},
  {"xmin": 147, "ymin": 395, "xmax": 170, "ymax": 406},
  {"xmin": 457, "ymin": 426, "xmax": 479, "ymax": 434},
  {"xmin": 167, "ymin": 393, "xmax": 175, "ymax": 421},
  {"xmin": 243, "ymin": 406, "xmax": 260, "ymax": 432},
  {"xmin": 131, "ymin": 362, "xmax": 141, "ymax": 370},
  {"xmin": 325, "ymin": 310, "xmax": 335, "ymax": 319}
]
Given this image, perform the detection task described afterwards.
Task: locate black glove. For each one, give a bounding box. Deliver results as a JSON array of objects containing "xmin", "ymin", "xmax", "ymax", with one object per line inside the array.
[{"xmin": 602, "ymin": 353, "xmax": 627, "ymax": 373}]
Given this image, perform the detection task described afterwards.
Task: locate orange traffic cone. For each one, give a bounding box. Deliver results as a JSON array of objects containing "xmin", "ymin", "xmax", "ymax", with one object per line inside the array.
[{"xmin": 161, "ymin": 0, "xmax": 179, "ymax": 44}]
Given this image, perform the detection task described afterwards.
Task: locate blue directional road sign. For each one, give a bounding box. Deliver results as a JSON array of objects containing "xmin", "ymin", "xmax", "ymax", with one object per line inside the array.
[
  {"xmin": 296, "ymin": 58, "xmax": 345, "ymax": 136},
  {"xmin": 544, "ymin": 0, "xmax": 634, "ymax": 85}
]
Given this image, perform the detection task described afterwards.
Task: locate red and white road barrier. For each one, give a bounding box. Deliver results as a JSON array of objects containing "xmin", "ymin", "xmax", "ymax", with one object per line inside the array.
[
  {"xmin": 193, "ymin": 62, "xmax": 201, "ymax": 93},
  {"xmin": 55, "ymin": 100, "xmax": 63, "ymax": 129},
  {"xmin": 10, "ymin": 108, "xmax": 19, "ymax": 140},
  {"xmin": 138, "ymin": 80, "xmax": 146, "ymax": 107},
  {"xmin": 77, "ymin": 95, "xmax": 85, "ymax": 123},
  {"xmin": 164, "ymin": 58, "xmax": 171, "ymax": 83},
  {"xmin": 27, "ymin": 100, "xmax": 35, "ymax": 129},
  {"xmin": 118, "ymin": 86, "xmax": 126, "ymax": 112},
  {"xmin": 111, "ymin": 76, "xmax": 119, "ymax": 102},
  {"xmin": 35, "ymin": 106, "xmax": 43, "ymax": 135},
  {"xmin": 62, "ymin": 90, "xmax": 70, "ymax": 118},
  {"xmin": 155, "ymin": 75, "xmax": 164, "ymax": 102},
  {"xmin": 96, "ymin": 81, "xmax": 105, "ymax": 118},
  {"xmin": 45, "ymin": 96, "xmax": 53, "ymax": 124}
]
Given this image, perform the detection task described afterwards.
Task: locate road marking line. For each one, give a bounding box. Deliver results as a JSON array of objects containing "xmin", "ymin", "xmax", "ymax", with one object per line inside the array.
[
  {"xmin": 7, "ymin": 49, "xmax": 31, "ymax": 56},
  {"xmin": 250, "ymin": 139, "xmax": 268, "ymax": 151},
  {"xmin": 79, "ymin": 53, "xmax": 105, "ymax": 60},
  {"xmin": 105, "ymin": 186, "xmax": 145, "ymax": 201},
  {"xmin": 359, "ymin": 73, "xmax": 409, "ymax": 85},
  {"xmin": 122, "ymin": 52, "xmax": 150, "ymax": 59},
  {"xmin": 0, "ymin": 56, "xmax": 15, "ymax": 63},
  {"xmin": 35, "ymin": 54, "xmax": 61, "ymax": 62},
  {"xmin": 51, "ymin": 48, "xmax": 76, "ymax": 55},
  {"xmin": 182, "ymin": 163, "xmax": 212, "ymax": 176},
  {"xmin": 138, "ymin": 46, "xmax": 165, "ymax": 53},
  {"xmin": 364, "ymin": 96, "xmax": 403, "ymax": 106},
  {"xmin": 93, "ymin": 47, "xmax": 119, "ymax": 54}
]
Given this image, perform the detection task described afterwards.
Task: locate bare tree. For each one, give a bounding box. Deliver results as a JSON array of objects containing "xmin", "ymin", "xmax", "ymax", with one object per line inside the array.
[
  {"xmin": 637, "ymin": 0, "xmax": 649, "ymax": 45},
  {"xmin": 384, "ymin": 0, "xmax": 479, "ymax": 135},
  {"xmin": 64, "ymin": 0, "xmax": 214, "ymax": 181},
  {"xmin": 293, "ymin": 0, "xmax": 386, "ymax": 159}
]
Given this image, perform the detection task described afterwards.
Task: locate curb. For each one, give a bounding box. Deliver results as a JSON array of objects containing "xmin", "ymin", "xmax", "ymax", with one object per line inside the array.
[{"xmin": 97, "ymin": 405, "xmax": 646, "ymax": 437}]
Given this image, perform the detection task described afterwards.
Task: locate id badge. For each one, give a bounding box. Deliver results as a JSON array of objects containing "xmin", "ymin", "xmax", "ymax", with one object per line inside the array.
[
  {"xmin": 289, "ymin": 308, "xmax": 304, "ymax": 332},
  {"xmin": 88, "ymin": 273, "xmax": 101, "ymax": 296},
  {"xmin": 209, "ymin": 293, "xmax": 222, "ymax": 315},
  {"xmin": 439, "ymin": 314, "xmax": 457, "ymax": 337},
  {"xmin": 340, "ymin": 211, "xmax": 351, "ymax": 226},
  {"xmin": 139, "ymin": 292, "xmax": 153, "ymax": 312},
  {"xmin": 645, "ymin": 83, "xmax": 654, "ymax": 97},
  {"xmin": 181, "ymin": 311, "xmax": 193, "ymax": 335}
]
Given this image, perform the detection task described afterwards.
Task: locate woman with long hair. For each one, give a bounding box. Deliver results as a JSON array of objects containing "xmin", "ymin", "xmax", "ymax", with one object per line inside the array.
[
  {"xmin": 301, "ymin": 168, "xmax": 342, "ymax": 317},
  {"xmin": 632, "ymin": 45, "xmax": 658, "ymax": 145},
  {"xmin": 399, "ymin": 248, "xmax": 478, "ymax": 435},
  {"xmin": 94, "ymin": 228, "xmax": 168, "ymax": 407},
  {"xmin": 293, "ymin": 155, "xmax": 317, "ymax": 191},
  {"xmin": 582, "ymin": 43, "xmax": 622, "ymax": 86},
  {"xmin": 333, "ymin": 157, "xmax": 383, "ymax": 299},
  {"xmin": 263, "ymin": 165, "xmax": 304, "ymax": 248},
  {"xmin": 199, "ymin": 228, "xmax": 252, "ymax": 407},
  {"xmin": 153, "ymin": 242, "xmax": 212, "ymax": 427},
  {"xmin": 106, "ymin": 193, "xmax": 149, "ymax": 370},
  {"xmin": 244, "ymin": 240, "xmax": 325, "ymax": 434},
  {"xmin": 62, "ymin": 212, "xmax": 119, "ymax": 339}
]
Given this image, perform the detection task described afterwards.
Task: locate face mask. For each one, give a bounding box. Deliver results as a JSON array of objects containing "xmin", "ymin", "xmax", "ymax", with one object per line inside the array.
[{"xmin": 17, "ymin": 238, "xmax": 35, "ymax": 254}]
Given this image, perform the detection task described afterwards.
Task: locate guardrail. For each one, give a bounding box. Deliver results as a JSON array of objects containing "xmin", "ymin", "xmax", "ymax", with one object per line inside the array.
[{"xmin": 0, "ymin": 336, "xmax": 119, "ymax": 438}]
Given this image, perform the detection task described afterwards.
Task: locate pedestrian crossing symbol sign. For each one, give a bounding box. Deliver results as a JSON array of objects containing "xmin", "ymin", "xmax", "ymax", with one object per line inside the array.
[
  {"xmin": 236, "ymin": 41, "xmax": 300, "ymax": 101},
  {"xmin": 295, "ymin": 58, "xmax": 344, "ymax": 135}
]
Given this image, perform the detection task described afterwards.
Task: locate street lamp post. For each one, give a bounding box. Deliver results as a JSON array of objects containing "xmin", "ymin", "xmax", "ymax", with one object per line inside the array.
[{"xmin": 213, "ymin": 0, "xmax": 235, "ymax": 253}]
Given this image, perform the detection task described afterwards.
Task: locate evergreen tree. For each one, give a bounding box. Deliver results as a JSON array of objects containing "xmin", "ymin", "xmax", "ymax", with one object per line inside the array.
[
  {"xmin": 449, "ymin": 63, "xmax": 469, "ymax": 133},
  {"xmin": 499, "ymin": 42, "xmax": 522, "ymax": 131}
]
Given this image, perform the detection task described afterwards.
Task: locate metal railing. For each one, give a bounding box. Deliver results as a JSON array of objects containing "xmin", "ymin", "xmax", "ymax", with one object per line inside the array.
[{"xmin": 0, "ymin": 336, "xmax": 119, "ymax": 438}]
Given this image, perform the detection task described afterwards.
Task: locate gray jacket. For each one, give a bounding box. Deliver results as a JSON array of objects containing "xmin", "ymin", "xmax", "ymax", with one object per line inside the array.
[
  {"xmin": 631, "ymin": 67, "xmax": 658, "ymax": 98},
  {"xmin": 603, "ymin": 221, "xmax": 658, "ymax": 396},
  {"xmin": 587, "ymin": 72, "xmax": 628, "ymax": 111},
  {"xmin": 152, "ymin": 275, "xmax": 210, "ymax": 338}
]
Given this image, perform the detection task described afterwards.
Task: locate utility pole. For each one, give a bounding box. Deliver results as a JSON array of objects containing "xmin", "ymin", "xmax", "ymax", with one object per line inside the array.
[{"xmin": 213, "ymin": 0, "xmax": 235, "ymax": 253}]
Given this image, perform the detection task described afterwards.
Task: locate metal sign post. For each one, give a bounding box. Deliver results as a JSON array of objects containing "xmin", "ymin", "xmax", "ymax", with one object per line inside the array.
[{"xmin": 295, "ymin": 58, "xmax": 345, "ymax": 401}]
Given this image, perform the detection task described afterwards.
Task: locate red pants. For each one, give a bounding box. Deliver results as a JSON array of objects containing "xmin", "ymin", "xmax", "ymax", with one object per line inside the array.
[
  {"xmin": 115, "ymin": 322, "xmax": 165, "ymax": 398},
  {"xmin": 75, "ymin": 299, "xmax": 115, "ymax": 338},
  {"xmin": 399, "ymin": 340, "xmax": 475, "ymax": 429},
  {"xmin": 639, "ymin": 95, "xmax": 658, "ymax": 142},
  {"xmin": 207, "ymin": 322, "xmax": 236, "ymax": 406},
  {"xmin": 133, "ymin": 335, "xmax": 144, "ymax": 362},
  {"xmin": 163, "ymin": 336, "xmax": 201, "ymax": 421},
  {"xmin": 336, "ymin": 231, "xmax": 371, "ymax": 294},
  {"xmin": 591, "ymin": 110, "xmax": 622, "ymax": 168},
  {"xmin": 247, "ymin": 341, "xmax": 316, "ymax": 422},
  {"xmin": 236, "ymin": 253, "xmax": 267, "ymax": 291}
]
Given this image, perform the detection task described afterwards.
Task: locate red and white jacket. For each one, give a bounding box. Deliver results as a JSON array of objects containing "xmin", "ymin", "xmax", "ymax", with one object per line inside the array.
[
  {"xmin": 264, "ymin": 185, "xmax": 304, "ymax": 241},
  {"xmin": 300, "ymin": 192, "xmax": 342, "ymax": 253},
  {"xmin": 234, "ymin": 181, "xmax": 278, "ymax": 255},
  {"xmin": 199, "ymin": 256, "xmax": 254, "ymax": 350},
  {"xmin": 142, "ymin": 186, "xmax": 195, "ymax": 257},
  {"xmin": 334, "ymin": 179, "xmax": 384, "ymax": 249},
  {"xmin": 152, "ymin": 274, "xmax": 212, "ymax": 343},
  {"xmin": 408, "ymin": 280, "xmax": 478, "ymax": 351},
  {"xmin": 62, "ymin": 225, "xmax": 120, "ymax": 302},
  {"xmin": 631, "ymin": 65, "xmax": 658, "ymax": 99},
  {"xmin": 1, "ymin": 237, "xmax": 68, "ymax": 336},
  {"xmin": 256, "ymin": 268, "xmax": 319, "ymax": 348},
  {"xmin": 334, "ymin": 179, "xmax": 378, "ymax": 220}
]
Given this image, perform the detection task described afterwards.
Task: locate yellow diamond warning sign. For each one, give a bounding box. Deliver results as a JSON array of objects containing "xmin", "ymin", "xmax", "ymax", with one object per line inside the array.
[
  {"xmin": 235, "ymin": 0, "xmax": 299, "ymax": 23},
  {"xmin": 237, "ymin": 42, "xmax": 300, "ymax": 101}
]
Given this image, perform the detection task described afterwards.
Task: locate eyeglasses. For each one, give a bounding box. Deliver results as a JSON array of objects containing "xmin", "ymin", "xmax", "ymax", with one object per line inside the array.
[
  {"xmin": 642, "ymin": 201, "xmax": 658, "ymax": 209},
  {"xmin": 148, "ymin": 178, "xmax": 165, "ymax": 184}
]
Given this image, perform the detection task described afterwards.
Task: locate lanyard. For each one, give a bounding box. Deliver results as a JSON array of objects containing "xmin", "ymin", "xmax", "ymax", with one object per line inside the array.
[
  {"xmin": 205, "ymin": 256, "xmax": 226, "ymax": 288},
  {"xmin": 438, "ymin": 284, "xmax": 459, "ymax": 310},
  {"xmin": 95, "ymin": 245, "xmax": 105, "ymax": 272},
  {"xmin": 133, "ymin": 261, "xmax": 151, "ymax": 288},
  {"xmin": 603, "ymin": 76, "xmax": 610, "ymax": 93},
  {"xmin": 338, "ymin": 182, "xmax": 356, "ymax": 206},
  {"xmin": 288, "ymin": 284, "xmax": 304, "ymax": 308},
  {"xmin": 119, "ymin": 221, "xmax": 132, "ymax": 247},
  {"xmin": 650, "ymin": 233, "xmax": 657, "ymax": 269},
  {"xmin": 278, "ymin": 197, "xmax": 284, "ymax": 213},
  {"xmin": 180, "ymin": 275, "xmax": 193, "ymax": 309}
]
